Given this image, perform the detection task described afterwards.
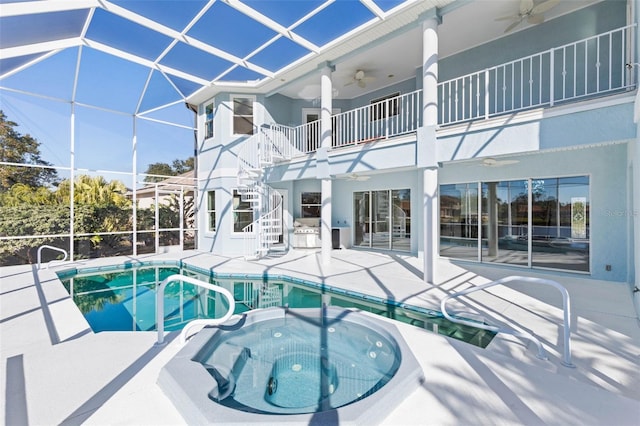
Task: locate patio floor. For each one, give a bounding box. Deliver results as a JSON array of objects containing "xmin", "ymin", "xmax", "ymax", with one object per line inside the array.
[{"xmin": 1, "ymin": 249, "xmax": 639, "ymax": 425}]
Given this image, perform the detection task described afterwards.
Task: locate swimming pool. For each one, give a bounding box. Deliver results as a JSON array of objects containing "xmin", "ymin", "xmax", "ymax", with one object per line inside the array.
[{"xmin": 58, "ymin": 262, "xmax": 495, "ymax": 348}]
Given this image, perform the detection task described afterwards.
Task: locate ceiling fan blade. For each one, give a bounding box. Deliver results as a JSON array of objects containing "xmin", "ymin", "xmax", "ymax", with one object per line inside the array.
[
  {"xmin": 527, "ymin": 14, "xmax": 545, "ymax": 25},
  {"xmin": 531, "ymin": 0, "xmax": 560, "ymax": 15},
  {"xmin": 358, "ymin": 80, "xmax": 366, "ymax": 88},
  {"xmin": 504, "ymin": 19, "xmax": 523, "ymax": 33},
  {"xmin": 344, "ymin": 80, "xmax": 355, "ymax": 87}
]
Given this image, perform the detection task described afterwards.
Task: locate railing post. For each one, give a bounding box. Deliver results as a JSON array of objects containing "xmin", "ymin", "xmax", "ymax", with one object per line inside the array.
[
  {"xmin": 155, "ymin": 274, "xmax": 236, "ymax": 346},
  {"xmin": 440, "ymin": 275, "xmax": 575, "ymax": 367},
  {"xmin": 386, "ymin": 99, "xmax": 390, "ymax": 138},
  {"xmin": 549, "ymin": 49, "xmax": 555, "ymax": 107},
  {"xmin": 37, "ymin": 245, "xmax": 69, "ymax": 270},
  {"xmin": 484, "ymin": 69, "xmax": 490, "ymax": 119}
]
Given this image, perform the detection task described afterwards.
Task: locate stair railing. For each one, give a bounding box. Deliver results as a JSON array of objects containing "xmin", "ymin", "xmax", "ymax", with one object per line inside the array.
[
  {"xmin": 37, "ymin": 245, "xmax": 69, "ymax": 269},
  {"xmin": 440, "ymin": 275, "xmax": 575, "ymax": 367},
  {"xmin": 155, "ymin": 274, "xmax": 235, "ymax": 345},
  {"xmin": 236, "ymin": 133, "xmax": 261, "ymax": 187},
  {"xmin": 242, "ymin": 184, "xmax": 282, "ymax": 259}
]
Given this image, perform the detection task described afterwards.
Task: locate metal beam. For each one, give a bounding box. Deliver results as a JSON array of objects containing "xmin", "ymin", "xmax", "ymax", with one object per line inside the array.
[{"xmin": 0, "ymin": 0, "xmax": 98, "ymax": 17}]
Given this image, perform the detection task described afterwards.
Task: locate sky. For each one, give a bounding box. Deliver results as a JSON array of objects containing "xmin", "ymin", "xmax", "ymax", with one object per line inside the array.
[{"xmin": 1, "ymin": 45, "xmax": 196, "ymax": 182}]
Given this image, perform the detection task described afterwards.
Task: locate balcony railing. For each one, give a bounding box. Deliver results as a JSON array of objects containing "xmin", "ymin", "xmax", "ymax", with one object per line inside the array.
[
  {"xmin": 259, "ymin": 26, "xmax": 634, "ymax": 158},
  {"xmin": 332, "ymin": 89, "xmax": 422, "ymax": 148},
  {"xmin": 438, "ymin": 25, "xmax": 635, "ymax": 126}
]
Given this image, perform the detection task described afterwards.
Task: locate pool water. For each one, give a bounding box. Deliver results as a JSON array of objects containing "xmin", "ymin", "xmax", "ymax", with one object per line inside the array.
[
  {"xmin": 201, "ymin": 310, "xmax": 400, "ymax": 414},
  {"xmin": 59, "ymin": 264, "xmax": 495, "ymax": 348}
]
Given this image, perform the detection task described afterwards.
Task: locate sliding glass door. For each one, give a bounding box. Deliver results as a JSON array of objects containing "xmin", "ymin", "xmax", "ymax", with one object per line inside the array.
[
  {"xmin": 353, "ymin": 189, "xmax": 410, "ymax": 251},
  {"xmin": 440, "ymin": 176, "xmax": 590, "ymax": 272}
]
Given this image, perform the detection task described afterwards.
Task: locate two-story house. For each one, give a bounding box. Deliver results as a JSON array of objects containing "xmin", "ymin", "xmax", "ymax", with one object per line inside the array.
[{"xmin": 187, "ymin": 0, "xmax": 639, "ymax": 298}]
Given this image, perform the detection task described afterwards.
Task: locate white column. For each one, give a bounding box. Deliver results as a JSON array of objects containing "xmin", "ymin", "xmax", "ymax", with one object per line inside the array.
[
  {"xmin": 320, "ymin": 64, "xmax": 334, "ymax": 266},
  {"xmin": 633, "ymin": 0, "xmax": 640, "ymax": 312},
  {"xmin": 422, "ymin": 12, "xmax": 441, "ymax": 283},
  {"xmin": 423, "ymin": 14, "xmax": 439, "ymax": 127}
]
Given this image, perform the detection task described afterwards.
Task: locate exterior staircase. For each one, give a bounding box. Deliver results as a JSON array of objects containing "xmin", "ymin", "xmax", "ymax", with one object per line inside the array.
[{"xmin": 237, "ymin": 125, "xmax": 291, "ymax": 259}]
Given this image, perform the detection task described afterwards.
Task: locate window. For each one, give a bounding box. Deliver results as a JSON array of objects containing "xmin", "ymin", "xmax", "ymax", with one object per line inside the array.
[
  {"xmin": 301, "ymin": 192, "xmax": 321, "ymax": 217},
  {"xmin": 232, "ymin": 96, "xmax": 254, "ymax": 135},
  {"xmin": 205, "ymin": 102, "xmax": 214, "ymax": 139},
  {"xmin": 232, "ymin": 189, "xmax": 254, "ymax": 232},
  {"xmin": 370, "ymin": 92, "xmax": 399, "ymax": 121},
  {"xmin": 439, "ymin": 176, "xmax": 590, "ymax": 272},
  {"xmin": 207, "ymin": 190, "xmax": 216, "ymax": 232}
]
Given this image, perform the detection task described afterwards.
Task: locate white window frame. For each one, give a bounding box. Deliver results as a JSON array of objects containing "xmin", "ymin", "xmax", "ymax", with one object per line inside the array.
[
  {"xmin": 231, "ymin": 95, "xmax": 255, "ymax": 136},
  {"xmin": 206, "ymin": 190, "xmax": 216, "ymax": 232},
  {"xmin": 205, "ymin": 101, "xmax": 214, "ymax": 139},
  {"xmin": 300, "ymin": 192, "xmax": 321, "ymax": 218}
]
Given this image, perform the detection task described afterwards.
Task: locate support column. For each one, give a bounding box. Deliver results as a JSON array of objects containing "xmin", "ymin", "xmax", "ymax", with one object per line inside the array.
[
  {"xmin": 421, "ymin": 11, "xmax": 441, "ymax": 283},
  {"xmin": 632, "ymin": 0, "xmax": 640, "ymax": 315},
  {"xmin": 487, "ymin": 182, "xmax": 498, "ymax": 257},
  {"xmin": 319, "ymin": 63, "xmax": 334, "ymax": 266}
]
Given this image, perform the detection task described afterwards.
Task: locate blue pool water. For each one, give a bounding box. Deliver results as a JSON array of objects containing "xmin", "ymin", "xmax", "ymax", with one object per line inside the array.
[
  {"xmin": 201, "ymin": 310, "xmax": 400, "ymax": 413},
  {"xmin": 58, "ymin": 263, "xmax": 495, "ymax": 348}
]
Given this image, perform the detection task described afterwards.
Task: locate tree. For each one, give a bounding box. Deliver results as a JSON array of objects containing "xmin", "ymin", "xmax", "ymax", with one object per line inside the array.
[
  {"xmin": 143, "ymin": 156, "xmax": 194, "ymax": 182},
  {"xmin": 0, "ymin": 110, "xmax": 59, "ymax": 191},
  {"xmin": 143, "ymin": 162, "xmax": 174, "ymax": 182},
  {"xmin": 0, "ymin": 183, "xmax": 54, "ymax": 206},
  {"xmin": 55, "ymin": 175, "xmax": 131, "ymax": 207},
  {"xmin": 172, "ymin": 157, "xmax": 194, "ymax": 174}
]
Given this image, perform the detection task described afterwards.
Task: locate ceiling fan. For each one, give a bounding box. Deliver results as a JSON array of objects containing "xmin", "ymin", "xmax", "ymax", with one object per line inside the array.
[
  {"xmin": 496, "ymin": 0, "xmax": 560, "ymax": 33},
  {"xmin": 482, "ymin": 157, "xmax": 520, "ymax": 167},
  {"xmin": 344, "ymin": 69, "xmax": 376, "ymax": 89}
]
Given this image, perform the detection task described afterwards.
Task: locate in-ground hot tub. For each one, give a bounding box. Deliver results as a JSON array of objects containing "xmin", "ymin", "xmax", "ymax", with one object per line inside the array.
[{"xmin": 158, "ymin": 306, "xmax": 423, "ymax": 424}]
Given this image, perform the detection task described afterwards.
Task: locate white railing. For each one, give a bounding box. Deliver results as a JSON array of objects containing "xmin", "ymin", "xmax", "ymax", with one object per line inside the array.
[
  {"xmin": 155, "ymin": 274, "xmax": 236, "ymax": 345},
  {"xmin": 236, "ymin": 133, "xmax": 261, "ymax": 187},
  {"xmin": 440, "ymin": 275, "xmax": 574, "ymax": 368},
  {"xmin": 262, "ymin": 121, "xmax": 320, "ymax": 156},
  {"xmin": 242, "ymin": 184, "xmax": 282, "ymax": 259},
  {"xmin": 37, "ymin": 245, "xmax": 68, "ymax": 269},
  {"xmin": 332, "ymin": 89, "xmax": 422, "ymax": 148},
  {"xmin": 438, "ymin": 25, "xmax": 635, "ymax": 126}
]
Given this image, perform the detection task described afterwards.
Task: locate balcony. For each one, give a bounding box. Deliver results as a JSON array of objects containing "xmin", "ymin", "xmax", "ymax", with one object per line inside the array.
[
  {"xmin": 264, "ymin": 25, "xmax": 635, "ymax": 158},
  {"xmin": 438, "ymin": 25, "xmax": 636, "ymax": 126}
]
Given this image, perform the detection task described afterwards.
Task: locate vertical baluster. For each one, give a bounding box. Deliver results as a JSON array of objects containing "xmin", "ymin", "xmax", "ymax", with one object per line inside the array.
[
  {"xmin": 453, "ymin": 79, "xmax": 458, "ymax": 123},
  {"xmin": 503, "ymin": 66, "xmax": 507, "ymax": 113},
  {"xmin": 529, "ymin": 57, "xmax": 533, "ymax": 107},
  {"xmin": 520, "ymin": 59, "xmax": 523, "ymax": 109},
  {"xmin": 484, "ymin": 69, "xmax": 490, "ymax": 119},
  {"xmin": 462, "ymin": 76, "xmax": 467, "ymax": 120},
  {"xmin": 550, "ymin": 49, "xmax": 555, "ymax": 107},
  {"xmin": 584, "ymin": 41, "xmax": 588, "ymax": 96},
  {"xmin": 620, "ymin": 28, "xmax": 626, "ymax": 88},
  {"xmin": 596, "ymin": 36, "xmax": 601, "ymax": 93},
  {"xmin": 539, "ymin": 53, "xmax": 543, "ymax": 105},
  {"xmin": 562, "ymin": 46, "xmax": 566, "ymax": 101},
  {"xmin": 608, "ymin": 32, "xmax": 612, "ymax": 91},
  {"xmin": 511, "ymin": 63, "xmax": 515, "ymax": 111},
  {"xmin": 572, "ymin": 44, "xmax": 577, "ymax": 98}
]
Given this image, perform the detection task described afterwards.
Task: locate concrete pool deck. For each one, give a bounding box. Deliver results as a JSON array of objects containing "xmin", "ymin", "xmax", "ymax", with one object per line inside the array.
[{"xmin": 1, "ymin": 249, "xmax": 639, "ymax": 425}]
